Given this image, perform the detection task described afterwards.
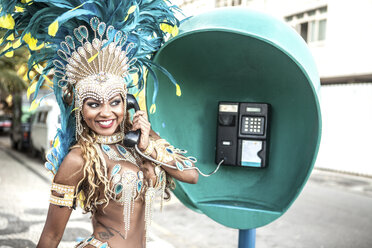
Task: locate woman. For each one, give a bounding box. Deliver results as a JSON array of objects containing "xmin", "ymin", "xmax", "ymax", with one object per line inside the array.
[
  {"xmin": 0, "ymin": 1, "xmax": 198, "ymax": 247},
  {"xmin": 37, "ymin": 91, "xmax": 198, "ymax": 247}
]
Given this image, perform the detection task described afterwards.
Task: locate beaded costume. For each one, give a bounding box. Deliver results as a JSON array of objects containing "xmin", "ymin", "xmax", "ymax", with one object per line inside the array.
[
  {"xmin": 0, "ymin": 0, "xmax": 183, "ymax": 175},
  {"xmin": 94, "ymin": 136, "xmax": 168, "ymax": 241},
  {"xmin": 0, "ymin": 0, "xmax": 197, "ymax": 246}
]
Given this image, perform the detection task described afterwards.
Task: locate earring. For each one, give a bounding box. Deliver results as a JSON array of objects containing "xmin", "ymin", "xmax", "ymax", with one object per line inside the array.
[
  {"xmin": 120, "ymin": 120, "xmax": 125, "ymax": 133},
  {"xmin": 75, "ymin": 105, "xmax": 84, "ymax": 138}
]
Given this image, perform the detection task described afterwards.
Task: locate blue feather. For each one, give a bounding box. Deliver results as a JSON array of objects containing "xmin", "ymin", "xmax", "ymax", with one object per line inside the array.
[{"xmin": 0, "ymin": 0, "xmax": 182, "ymax": 175}]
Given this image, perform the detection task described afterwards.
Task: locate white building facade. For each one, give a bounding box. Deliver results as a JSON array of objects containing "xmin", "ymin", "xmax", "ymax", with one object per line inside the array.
[
  {"xmin": 176, "ymin": 0, "xmax": 372, "ymax": 83},
  {"xmin": 175, "ymin": 0, "xmax": 372, "ymax": 176}
]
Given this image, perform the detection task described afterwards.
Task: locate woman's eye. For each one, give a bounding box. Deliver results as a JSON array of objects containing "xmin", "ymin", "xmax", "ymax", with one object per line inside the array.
[
  {"xmin": 111, "ymin": 99, "xmax": 122, "ymax": 106},
  {"xmin": 87, "ymin": 102, "xmax": 99, "ymax": 108}
]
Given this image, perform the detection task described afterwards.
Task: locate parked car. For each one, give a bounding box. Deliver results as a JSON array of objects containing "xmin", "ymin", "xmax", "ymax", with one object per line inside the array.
[
  {"xmin": 11, "ymin": 106, "xmax": 34, "ymax": 150},
  {"xmin": 30, "ymin": 102, "xmax": 60, "ymax": 158},
  {"xmin": 0, "ymin": 115, "xmax": 12, "ymax": 134}
]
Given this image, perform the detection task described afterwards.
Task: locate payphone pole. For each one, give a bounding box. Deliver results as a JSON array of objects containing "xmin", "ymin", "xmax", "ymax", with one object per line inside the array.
[{"xmin": 238, "ymin": 229, "xmax": 256, "ymax": 248}]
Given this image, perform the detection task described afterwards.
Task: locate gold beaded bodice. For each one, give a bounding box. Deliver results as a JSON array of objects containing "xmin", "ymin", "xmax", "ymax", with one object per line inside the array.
[{"xmin": 96, "ymin": 142, "xmax": 167, "ymax": 239}]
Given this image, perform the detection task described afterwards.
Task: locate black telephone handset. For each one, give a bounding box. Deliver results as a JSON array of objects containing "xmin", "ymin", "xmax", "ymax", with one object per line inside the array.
[
  {"xmin": 124, "ymin": 94, "xmax": 141, "ymax": 147},
  {"xmin": 126, "ymin": 93, "xmax": 221, "ymax": 177}
]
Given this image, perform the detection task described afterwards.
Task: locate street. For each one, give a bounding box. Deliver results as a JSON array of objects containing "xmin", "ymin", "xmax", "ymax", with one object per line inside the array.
[{"xmin": 0, "ymin": 135, "xmax": 372, "ymax": 248}]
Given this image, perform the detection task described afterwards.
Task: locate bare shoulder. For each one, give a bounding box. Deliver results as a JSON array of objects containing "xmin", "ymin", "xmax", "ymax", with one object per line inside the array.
[
  {"xmin": 64, "ymin": 147, "xmax": 84, "ymax": 165},
  {"xmin": 53, "ymin": 147, "xmax": 85, "ymax": 185}
]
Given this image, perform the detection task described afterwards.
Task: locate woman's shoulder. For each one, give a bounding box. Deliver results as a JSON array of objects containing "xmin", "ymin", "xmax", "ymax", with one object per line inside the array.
[
  {"xmin": 63, "ymin": 146, "xmax": 85, "ymax": 168},
  {"xmin": 53, "ymin": 147, "xmax": 85, "ymax": 185}
]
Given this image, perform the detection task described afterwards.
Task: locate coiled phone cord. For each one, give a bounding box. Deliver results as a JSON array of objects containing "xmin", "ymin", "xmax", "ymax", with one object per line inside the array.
[{"xmin": 135, "ymin": 145, "xmax": 223, "ymax": 177}]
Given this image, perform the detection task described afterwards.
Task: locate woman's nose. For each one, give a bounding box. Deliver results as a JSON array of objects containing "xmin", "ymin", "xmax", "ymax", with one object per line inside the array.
[{"xmin": 100, "ymin": 102, "xmax": 112, "ymax": 116}]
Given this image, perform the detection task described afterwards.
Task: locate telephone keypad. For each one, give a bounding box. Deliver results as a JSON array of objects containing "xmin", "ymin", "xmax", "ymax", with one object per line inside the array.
[{"xmin": 241, "ymin": 116, "xmax": 265, "ymax": 135}]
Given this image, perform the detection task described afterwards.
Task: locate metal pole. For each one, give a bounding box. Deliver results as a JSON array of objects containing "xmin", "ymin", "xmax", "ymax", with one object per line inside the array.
[{"xmin": 238, "ymin": 229, "xmax": 256, "ymax": 248}]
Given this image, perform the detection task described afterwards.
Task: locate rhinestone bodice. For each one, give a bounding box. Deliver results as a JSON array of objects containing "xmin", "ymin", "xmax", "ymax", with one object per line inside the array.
[
  {"xmin": 97, "ymin": 142, "xmax": 167, "ymax": 239},
  {"xmin": 109, "ymin": 164, "xmax": 144, "ymax": 202},
  {"xmin": 98, "ymin": 143, "xmax": 166, "ymax": 203},
  {"xmin": 99, "ymin": 144, "xmax": 144, "ymax": 201},
  {"xmin": 100, "ymin": 144, "xmax": 166, "ymax": 202}
]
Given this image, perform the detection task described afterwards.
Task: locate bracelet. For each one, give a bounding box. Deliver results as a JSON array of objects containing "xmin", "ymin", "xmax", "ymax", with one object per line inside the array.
[
  {"xmin": 137, "ymin": 138, "xmax": 198, "ymax": 172},
  {"xmin": 154, "ymin": 139, "xmax": 175, "ymax": 163},
  {"xmin": 49, "ymin": 182, "xmax": 75, "ymax": 208},
  {"xmin": 50, "ymin": 194, "xmax": 74, "ymax": 208},
  {"xmin": 51, "ymin": 182, "xmax": 75, "ymax": 194},
  {"xmin": 143, "ymin": 140, "xmax": 155, "ymax": 156}
]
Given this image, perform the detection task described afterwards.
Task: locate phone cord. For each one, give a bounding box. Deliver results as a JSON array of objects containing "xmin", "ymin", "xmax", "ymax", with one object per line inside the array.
[{"xmin": 135, "ymin": 145, "xmax": 223, "ymax": 177}]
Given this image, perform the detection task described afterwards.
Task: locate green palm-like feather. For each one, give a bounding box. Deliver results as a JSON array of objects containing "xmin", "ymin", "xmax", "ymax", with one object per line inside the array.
[{"xmin": 0, "ymin": 0, "xmax": 181, "ymax": 174}]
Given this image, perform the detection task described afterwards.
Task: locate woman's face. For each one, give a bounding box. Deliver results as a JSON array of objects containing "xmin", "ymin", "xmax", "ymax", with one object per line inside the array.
[{"xmin": 82, "ymin": 94, "xmax": 125, "ymax": 136}]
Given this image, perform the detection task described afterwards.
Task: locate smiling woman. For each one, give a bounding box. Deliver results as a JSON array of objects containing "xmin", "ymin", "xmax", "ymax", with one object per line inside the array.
[
  {"xmin": 0, "ymin": 0, "xmax": 200, "ymax": 248},
  {"xmin": 36, "ymin": 80, "xmax": 199, "ymax": 247},
  {"xmin": 0, "ymin": 0, "xmax": 203, "ymax": 247},
  {"xmin": 82, "ymin": 95, "xmax": 125, "ymax": 137}
]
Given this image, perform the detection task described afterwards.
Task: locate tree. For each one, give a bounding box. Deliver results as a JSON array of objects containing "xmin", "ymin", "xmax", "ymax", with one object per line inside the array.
[
  {"xmin": 0, "ymin": 47, "xmax": 29, "ymax": 113},
  {"xmin": 0, "ymin": 47, "xmax": 28, "ymax": 96}
]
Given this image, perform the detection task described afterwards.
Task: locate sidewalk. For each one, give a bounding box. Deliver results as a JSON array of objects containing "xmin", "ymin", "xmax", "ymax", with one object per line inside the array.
[
  {"xmin": 0, "ymin": 136, "xmax": 175, "ymax": 248},
  {"xmin": 1, "ymin": 135, "xmax": 372, "ymax": 247}
]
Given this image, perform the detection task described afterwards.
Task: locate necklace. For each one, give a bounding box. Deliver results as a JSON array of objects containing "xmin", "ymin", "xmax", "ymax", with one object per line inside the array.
[
  {"xmin": 101, "ymin": 144, "xmax": 139, "ymax": 167},
  {"xmin": 96, "ymin": 132, "xmax": 124, "ymax": 144}
]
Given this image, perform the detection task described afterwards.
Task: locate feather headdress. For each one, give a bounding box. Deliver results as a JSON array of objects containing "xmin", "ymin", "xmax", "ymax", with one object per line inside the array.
[{"xmin": 0, "ymin": 0, "xmax": 182, "ymax": 175}]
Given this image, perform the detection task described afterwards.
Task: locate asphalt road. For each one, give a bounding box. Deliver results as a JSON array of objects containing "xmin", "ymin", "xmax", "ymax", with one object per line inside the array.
[{"xmin": 0, "ymin": 135, "xmax": 371, "ymax": 248}]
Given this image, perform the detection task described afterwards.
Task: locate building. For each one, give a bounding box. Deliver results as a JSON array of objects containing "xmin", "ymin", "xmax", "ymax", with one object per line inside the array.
[
  {"xmin": 172, "ymin": 0, "xmax": 215, "ymax": 16},
  {"xmin": 177, "ymin": 0, "xmax": 372, "ymax": 84},
  {"xmin": 174, "ymin": 0, "xmax": 372, "ymax": 176}
]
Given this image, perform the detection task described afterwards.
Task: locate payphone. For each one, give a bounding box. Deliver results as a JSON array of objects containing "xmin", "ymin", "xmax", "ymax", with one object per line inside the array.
[
  {"xmin": 216, "ymin": 102, "xmax": 270, "ymax": 168},
  {"xmin": 146, "ymin": 7, "xmax": 321, "ymax": 243}
]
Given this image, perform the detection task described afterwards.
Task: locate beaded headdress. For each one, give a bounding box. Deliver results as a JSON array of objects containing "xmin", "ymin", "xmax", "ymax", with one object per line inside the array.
[
  {"xmin": 55, "ymin": 17, "xmax": 135, "ymax": 136},
  {"xmin": 0, "ymin": 0, "xmax": 181, "ymax": 175}
]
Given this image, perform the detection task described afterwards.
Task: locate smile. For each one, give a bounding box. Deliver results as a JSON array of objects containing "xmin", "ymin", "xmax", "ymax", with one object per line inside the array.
[{"xmin": 97, "ymin": 119, "xmax": 114, "ymax": 128}]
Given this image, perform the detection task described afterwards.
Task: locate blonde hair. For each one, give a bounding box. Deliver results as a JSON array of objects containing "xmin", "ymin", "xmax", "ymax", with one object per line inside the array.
[
  {"xmin": 75, "ymin": 128, "xmax": 110, "ymax": 213},
  {"xmin": 74, "ymin": 111, "xmax": 174, "ymax": 212}
]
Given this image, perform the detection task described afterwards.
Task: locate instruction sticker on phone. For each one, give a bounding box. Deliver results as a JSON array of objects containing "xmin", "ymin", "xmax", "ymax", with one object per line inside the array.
[{"xmin": 241, "ymin": 140, "xmax": 262, "ymax": 167}]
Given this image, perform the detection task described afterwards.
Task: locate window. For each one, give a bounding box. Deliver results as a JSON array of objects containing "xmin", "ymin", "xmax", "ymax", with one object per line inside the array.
[
  {"xmin": 300, "ymin": 22, "xmax": 308, "ymax": 42},
  {"xmin": 37, "ymin": 111, "xmax": 48, "ymax": 124},
  {"xmin": 216, "ymin": 0, "xmax": 242, "ymax": 7},
  {"xmin": 232, "ymin": 0, "xmax": 242, "ymax": 6},
  {"xmin": 216, "ymin": 0, "xmax": 230, "ymax": 7},
  {"xmin": 318, "ymin": 19, "xmax": 327, "ymax": 41},
  {"xmin": 37, "ymin": 113, "xmax": 43, "ymax": 123},
  {"xmin": 309, "ymin": 20, "xmax": 316, "ymax": 42},
  {"xmin": 285, "ymin": 6, "xmax": 327, "ymax": 44}
]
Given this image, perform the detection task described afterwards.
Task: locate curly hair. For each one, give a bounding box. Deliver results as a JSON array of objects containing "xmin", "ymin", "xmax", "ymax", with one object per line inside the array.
[
  {"xmin": 75, "ymin": 127, "xmax": 110, "ymax": 213},
  {"xmin": 163, "ymin": 171, "xmax": 175, "ymax": 200},
  {"xmin": 74, "ymin": 111, "xmax": 174, "ymax": 213}
]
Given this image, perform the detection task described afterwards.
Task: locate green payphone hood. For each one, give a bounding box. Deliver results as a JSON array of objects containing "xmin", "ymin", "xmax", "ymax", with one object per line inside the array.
[{"xmin": 146, "ymin": 7, "xmax": 321, "ymax": 229}]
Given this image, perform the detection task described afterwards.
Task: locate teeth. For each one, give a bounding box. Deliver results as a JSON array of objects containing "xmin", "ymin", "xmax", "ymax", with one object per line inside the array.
[{"xmin": 99, "ymin": 120, "xmax": 113, "ymax": 125}]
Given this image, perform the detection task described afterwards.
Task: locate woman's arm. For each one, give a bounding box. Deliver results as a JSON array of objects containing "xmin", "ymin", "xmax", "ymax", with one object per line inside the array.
[
  {"xmin": 148, "ymin": 129, "xmax": 199, "ymax": 184},
  {"xmin": 131, "ymin": 110, "xmax": 199, "ymax": 184},
  {"xmin": 37, "ymin": 205, "xmax": 73, "ymax": 247},
  {"xmin": 37, "ymin": 148, "xmax": 85, "ymax": 248}
]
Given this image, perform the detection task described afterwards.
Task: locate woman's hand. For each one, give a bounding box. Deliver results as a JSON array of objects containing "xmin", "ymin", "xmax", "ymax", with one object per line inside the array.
[{"xmin": 131, "ymin": 110, "xmax": 151, "ymax": 151}]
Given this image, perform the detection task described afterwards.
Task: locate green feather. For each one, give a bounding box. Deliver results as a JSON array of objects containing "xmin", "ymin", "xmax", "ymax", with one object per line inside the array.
[{"xmin": 0, "ymin": 0, "xmax": 182, "ymax": 174}]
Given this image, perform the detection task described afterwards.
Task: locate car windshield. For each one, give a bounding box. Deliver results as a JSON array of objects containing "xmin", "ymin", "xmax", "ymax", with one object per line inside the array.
[
  {"xmin": 21, "ymin": 106, "xmax": 34, "ymax": 124},
  {"xmin": 0, "ymin": 115, "xmax": 11, "ymax": 121}
]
